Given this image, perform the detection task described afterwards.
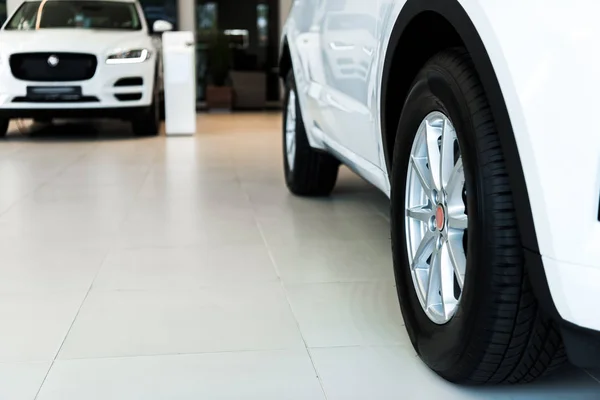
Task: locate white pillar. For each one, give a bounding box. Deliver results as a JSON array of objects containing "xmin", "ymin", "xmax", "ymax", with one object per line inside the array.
[
  {"xmin": 279, "ymin": 0, "xmax": 292, "ymax": 42},
  {"xmin": 6, "ymin": 0, "xmax": 23, "ymax": 15},
  {"xmin": 177, "ymin": 0, "xmax": 195, "ymax": 34}
]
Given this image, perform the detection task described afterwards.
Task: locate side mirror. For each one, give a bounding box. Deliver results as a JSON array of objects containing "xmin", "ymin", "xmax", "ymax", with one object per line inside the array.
[{"xmin": 152, "ymin": 20, "xmax": 173, "ymax": 34}]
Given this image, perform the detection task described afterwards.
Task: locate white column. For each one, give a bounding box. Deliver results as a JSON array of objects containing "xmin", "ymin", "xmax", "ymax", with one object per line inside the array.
[
  {"xmin": 177, "ymin": 0, "xmax": 196, "ymax": 34},
  {"xmin": 279, "ymin": 0, "xmax": 293, "ymax": 42},
  {"xmin": 6, "ymin": 0, "xmax": 23, "ymax": 15}
]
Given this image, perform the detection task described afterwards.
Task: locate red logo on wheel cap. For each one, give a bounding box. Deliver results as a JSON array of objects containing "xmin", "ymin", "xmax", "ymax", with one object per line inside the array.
[{"xmin": 435, "ymin": 205, "xmax": 445, "ymax": 231}]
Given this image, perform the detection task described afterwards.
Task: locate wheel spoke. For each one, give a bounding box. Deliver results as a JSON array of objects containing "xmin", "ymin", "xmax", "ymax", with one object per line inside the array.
[
  {"xmin": 440, "ymin": 119, "xmax": 456, "ymax": 189},
  {"xmin": 448, "ymin": 214, "xmax": 468, "ymax": 230},
  {"xmin": 445, "ymin": 158, "xmax": 465, "ymax": 204},
  {"xmin": 410, "ymin": 155, "xmax": 434, "ymax": 198},
  {"xmin": 406, "ymin": 205, "xmax": 432, "ymax": 224},
  {"xmin": 439, "ymin": 240, "xmax": 458, "ymax": 317},
  {"xmin": 425, "ymin": 120, "xmax": 442, "ymax": 191},
  {"xmin": 425, "ymin": 244, "xmax": 441, "ymax": 309},
  {"xmin": 411, "ymin": 231, "xmax": 435, "ymax": 270},
  {"xmin": 447, "ymin": 233, "xmax": 466, "ymax": 290}
]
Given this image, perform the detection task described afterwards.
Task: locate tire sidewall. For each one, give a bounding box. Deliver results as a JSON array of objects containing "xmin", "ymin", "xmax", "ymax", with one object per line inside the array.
[
  {"xmin": 391, "ymin": 67, "xmax": 491, "ymax": 379},
  {"xmin": 282, "ymin": 73, "xmax": 300, "ymax": 187}
]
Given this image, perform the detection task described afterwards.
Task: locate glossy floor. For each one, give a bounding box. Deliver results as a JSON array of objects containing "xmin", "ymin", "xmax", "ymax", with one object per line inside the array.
[{"xmin": 0, "ymin": 115, "xmax": 598, "ymax": 399}]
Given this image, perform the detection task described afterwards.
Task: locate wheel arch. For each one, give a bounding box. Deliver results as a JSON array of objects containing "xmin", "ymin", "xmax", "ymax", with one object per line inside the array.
[
  {"xmin": 381, "ymin": 0, "xmax": 558, "ymax": 319},
  {"xmin": 278, "ymin": 37, "xmax": 293, "ymax": 80}
]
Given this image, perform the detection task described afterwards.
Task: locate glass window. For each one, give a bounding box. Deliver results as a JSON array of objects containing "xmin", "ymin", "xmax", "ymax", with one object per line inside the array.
[
  {"xmin": 5, "ymin": 1, "xmax": 142, "ymax": 31},
  {"xmin": 0, "ymin": 0, "xmax": 6, "ymax": 26},
  {"xmin": 140, "ymin": 0, "xmax": 177, "ymax": 30}
]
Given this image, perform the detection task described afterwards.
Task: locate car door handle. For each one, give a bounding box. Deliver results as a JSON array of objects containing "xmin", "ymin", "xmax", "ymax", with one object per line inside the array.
[{"xmin": 329, "ymin": 42, "xmax": 354, "ymax": 51}]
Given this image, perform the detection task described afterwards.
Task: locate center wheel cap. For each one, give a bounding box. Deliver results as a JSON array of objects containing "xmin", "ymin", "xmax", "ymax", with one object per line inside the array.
[{"xmin": 435, "ymin": 205, "xmax": 445, "ymax": 231}]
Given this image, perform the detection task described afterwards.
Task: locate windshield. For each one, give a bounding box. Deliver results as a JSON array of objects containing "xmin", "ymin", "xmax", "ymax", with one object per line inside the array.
[{"xmin": 4, "ymin": 1, "xmax": 142, "ymax": 31}]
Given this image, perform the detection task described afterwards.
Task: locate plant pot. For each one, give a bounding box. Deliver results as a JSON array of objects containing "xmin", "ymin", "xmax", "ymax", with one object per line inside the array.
[{"xmin": 206, "ymin": 85, "xmax": 233, "ymax": 110}]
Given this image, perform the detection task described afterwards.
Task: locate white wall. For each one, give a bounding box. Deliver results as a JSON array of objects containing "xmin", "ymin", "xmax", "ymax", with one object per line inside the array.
[
  {"xmin": 279, "ymin": 0, "xmax": 292, "ymax": 42},
  {"xmin": 6, "ymin": 0, "xmax": 22, "ymax": 16}
]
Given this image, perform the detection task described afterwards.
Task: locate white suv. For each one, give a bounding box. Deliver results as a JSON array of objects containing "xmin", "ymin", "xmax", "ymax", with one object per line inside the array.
[
  {"xmin": 0, "ymin": 0, "xmax": 172, "ymax": 137},
  {"xmin": 280, "ymin": 0, "xmax": 600, "ymax": 384}
]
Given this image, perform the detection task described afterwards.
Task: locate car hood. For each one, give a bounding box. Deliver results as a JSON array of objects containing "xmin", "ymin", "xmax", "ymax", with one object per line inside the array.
[{"xmin": 0, "ymin": 29, "xmax": 151, "ymax": 55}]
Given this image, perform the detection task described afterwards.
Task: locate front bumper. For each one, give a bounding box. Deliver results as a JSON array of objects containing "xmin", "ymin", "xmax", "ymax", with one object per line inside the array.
[{"xmin": 0, "ymin": 57, "xmax": 155, "ymax": 118}]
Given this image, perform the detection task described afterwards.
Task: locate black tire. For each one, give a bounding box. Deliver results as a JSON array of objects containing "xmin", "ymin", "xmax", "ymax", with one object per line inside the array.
[
  {"xmin": 390, "ymin": 48, "xmax": 566, "ymax": 385},
  {"xmin": 131, "ymin": 83, "xmax": 160, "ymax": 136},
  {"xmin": 283, "ymin": 71, "xmax": 339, "ymax": 196},
  {"xmin": 0, "ymin": 118, "xmax": 8, "ymax": 138},
  {"xmin": 159, "ymin": 91, "xmax": 166, "ymax": 121}
]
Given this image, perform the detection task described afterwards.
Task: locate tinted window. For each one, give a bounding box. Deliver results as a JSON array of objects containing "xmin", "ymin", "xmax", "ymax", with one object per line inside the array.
[
  {"xmin": 5, "ymin": 1, "xmax": 142, "ymax": 30},
  {"xmin": 0, "ymin": 0, "xmax": 6, "ymax": 26}
]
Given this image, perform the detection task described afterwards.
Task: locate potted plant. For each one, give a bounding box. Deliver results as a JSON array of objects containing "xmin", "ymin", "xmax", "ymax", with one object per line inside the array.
[{"xmin": 205, "ymin": 30, "xmax": 233, "ymax": 110}]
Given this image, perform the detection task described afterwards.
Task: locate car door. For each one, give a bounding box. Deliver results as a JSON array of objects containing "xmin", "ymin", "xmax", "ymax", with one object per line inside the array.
[{"xmin": 317, "ymin": 0, "xmax": 381, "ymax": 166}]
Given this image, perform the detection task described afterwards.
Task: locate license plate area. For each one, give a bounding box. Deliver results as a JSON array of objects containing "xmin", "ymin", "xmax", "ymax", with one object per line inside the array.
[{"xmin": 26, "ymin": 86, "xmax": 82, "ymax": 101}]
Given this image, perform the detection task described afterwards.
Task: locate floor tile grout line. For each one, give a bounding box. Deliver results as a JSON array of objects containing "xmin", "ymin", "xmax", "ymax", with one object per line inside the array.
[
  {"xmin": 32, "ymin": 247, "xmax": 113, "ymax": 400},
  {"xmin": 33, "ymin": 139, "xmax": 160, "ymax": 400},
  {"xmin": 47, "ymin": 346, "xmax": 312, "ymax": 363},
  {"xmin": 253, "ymin": 214, "xmax": 330, "ymax": 400}
]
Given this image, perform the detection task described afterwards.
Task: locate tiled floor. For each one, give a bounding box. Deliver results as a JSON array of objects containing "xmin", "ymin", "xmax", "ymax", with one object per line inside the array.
[{"xmin": 0, "ymin": 114, "xmax": 598, "ymax": 399}]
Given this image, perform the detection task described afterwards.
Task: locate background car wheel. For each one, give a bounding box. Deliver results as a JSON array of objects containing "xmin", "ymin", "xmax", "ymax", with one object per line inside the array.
[
  {"xmin": 132, "ymin": 84, "xmax": 160, "ymax": 137},
  {"xmin": 0, "ymin": 118, "xmax": 8, "ymax": 137},
  {"xmin": 283, "ymin": 71, "xmax": 339, "ymax": 196},
  {"xmin": 159, "ymin": 91, "xmax": 166, "ymax": 121},
  {"xmin": 390, "ymin": 48, "xmax": 566, "ymax": 384}
]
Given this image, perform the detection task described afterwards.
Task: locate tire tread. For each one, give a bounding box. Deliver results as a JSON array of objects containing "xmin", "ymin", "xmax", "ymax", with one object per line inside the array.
[{"xmin": 429, "ymin": 48, "xmax": 565, "ymax": 384}]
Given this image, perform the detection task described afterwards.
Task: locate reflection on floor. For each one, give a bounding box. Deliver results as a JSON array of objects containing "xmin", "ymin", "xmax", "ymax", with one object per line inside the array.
[{"xmin": 0, "ymin": 115, "xmax": 598, "ymax": 399}]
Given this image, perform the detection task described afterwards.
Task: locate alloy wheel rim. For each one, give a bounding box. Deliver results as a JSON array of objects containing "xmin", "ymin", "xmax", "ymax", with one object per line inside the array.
[
  {"xmin": 285, "ymin": 90, "xmax": 297, "ymax": 171},
  {"xmin": 405, "ymin": 111, "xmax": 468, "ymax": 325}
]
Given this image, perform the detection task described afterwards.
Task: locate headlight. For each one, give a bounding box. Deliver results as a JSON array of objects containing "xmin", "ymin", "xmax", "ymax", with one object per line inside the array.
[{"xmin": 106, "ymin": 49, "xmax": 150, "ymax": 64}]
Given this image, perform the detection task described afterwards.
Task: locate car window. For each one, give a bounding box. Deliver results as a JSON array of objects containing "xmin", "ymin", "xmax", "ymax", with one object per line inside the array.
[{"xmin": 4, "ymin": 1, "xmax": 142, "ymax": 31}]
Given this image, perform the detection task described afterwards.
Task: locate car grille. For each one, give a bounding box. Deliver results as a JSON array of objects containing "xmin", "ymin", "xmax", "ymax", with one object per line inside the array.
[{"xmin": 9, "ymin": 53, "xmax": 98, "ymax": 82}]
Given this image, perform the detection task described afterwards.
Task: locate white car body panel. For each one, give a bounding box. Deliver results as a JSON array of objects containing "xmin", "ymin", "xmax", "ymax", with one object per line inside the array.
[
  {"xmin": 0, "ymin": 0, "xmax": 160, "ymax": 111},
  {"xmin": 283, "ymin": 0, "xmax": 600, "ymax": 331}
]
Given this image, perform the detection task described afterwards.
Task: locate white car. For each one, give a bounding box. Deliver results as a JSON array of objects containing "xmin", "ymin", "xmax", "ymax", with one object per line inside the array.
[
  {"xmin": 0, "ymin": 0, "xmax": 173, "ymax": 137},
  {"xmin": 280, "ymin": 0, "xmax": 600, "ymax": 384}
]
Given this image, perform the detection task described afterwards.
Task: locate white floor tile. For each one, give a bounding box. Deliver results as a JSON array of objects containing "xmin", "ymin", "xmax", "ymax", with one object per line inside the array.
[
  {"xmin": 310, "ymin": 346, "xmax": 600, "ymax": 400},
  {"xmin": 0, "ymin": 247, "xmax": 106, "ymax": 293},
  {"xmin": 38, "ymin": 350, "xmax": 324, "ymax": 400},
  {"xmin": 0, "ymin": 292, "xmax": 85, "ymax": 362},
  {"xmin": 285, "ymin": 282, "xmax": 408, "ymax": 347},
  {"xmin": 270, "ymin": 240, "xmax": 394, "ymax": 284},
  {"xmin": 92, "ymin": 244, "xmax": 278, "ymax": 290},
  {"xmin": 258, "ymin": 213, "xmax": 390, "ymax": 247},
  {"xmin": 116, "ymin": 214, "xmax": 264, "ymax": 248},
  {"xmin": 0, "ymin": 362, "xmax": 51, "ymax": 400},
  {"xmin": 2, "ymin": 114, "xmax": 598, "ymax": 397},
  {"xmin": 59, "ymin": 284, "xmax": 304, "ymax": 359}
]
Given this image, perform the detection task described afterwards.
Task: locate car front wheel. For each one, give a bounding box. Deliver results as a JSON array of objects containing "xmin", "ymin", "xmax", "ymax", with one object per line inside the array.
[
  {"xmin": 391, "ymin": 48, "xmax": 566, "ymax": 384},
  {"xmin": 131, "ymin": 83, "xmax": 160, "ymax": 137}
]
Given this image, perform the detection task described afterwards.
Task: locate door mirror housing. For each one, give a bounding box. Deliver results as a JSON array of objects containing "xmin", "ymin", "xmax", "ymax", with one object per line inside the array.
[{"xmin": 152, "ymin": 20, "xmax": 174, "ymax": 34}]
